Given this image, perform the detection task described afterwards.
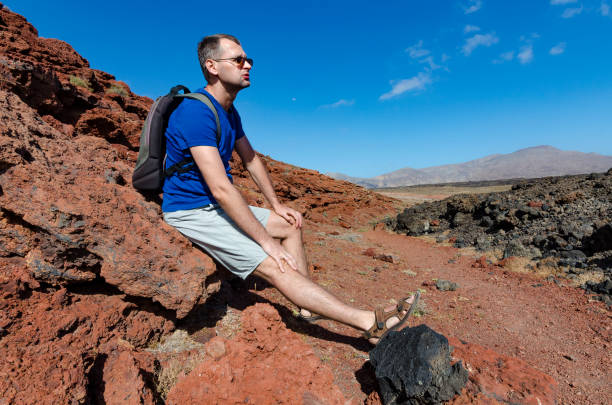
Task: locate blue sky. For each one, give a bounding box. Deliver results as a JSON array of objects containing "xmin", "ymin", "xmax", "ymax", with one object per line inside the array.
[{"xmin": 6, "ymin": 0, "xmax": 612, "ymax": 177}]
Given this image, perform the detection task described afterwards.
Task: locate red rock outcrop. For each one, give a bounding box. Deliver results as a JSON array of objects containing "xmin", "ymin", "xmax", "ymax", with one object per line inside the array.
[
  {"xmin": 0, "ymin": 263, "xmax": 171, "ymax": 404},
  {"xmin": 0, "ymin": 90, "xmax": 217, "ymax": 317},
  {"xmin": 0, "ymin": 4, "xmax": 397, "ymax": 403},
  {"xmin": 0, "ymin": 3, "xmax": 150, "ymax": 148},
  {"xmin": 167, "ymin": 304, "xmax": 350, "ymax": 405}
]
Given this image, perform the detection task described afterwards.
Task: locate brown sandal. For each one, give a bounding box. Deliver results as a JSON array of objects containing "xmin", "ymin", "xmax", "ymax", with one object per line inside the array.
[
  {"xmin": 363, "ymin": 291, "xmax": 421, "ymax": 341},
  {"xmin": 297, "ymin": 312, "xmax": 325, "ymax": 323}
]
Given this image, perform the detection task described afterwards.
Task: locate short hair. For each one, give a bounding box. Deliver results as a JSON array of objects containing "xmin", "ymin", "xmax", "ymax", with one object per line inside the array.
[{"xmin": 197, "ymin": 34, "xmax": 241, "ymax": 82}]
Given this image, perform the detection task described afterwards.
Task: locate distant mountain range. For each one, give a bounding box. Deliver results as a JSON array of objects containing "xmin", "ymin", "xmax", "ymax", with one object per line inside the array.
[{"xmin": 327, "ymin": 146, "xmax": 612, "ymax": 188}]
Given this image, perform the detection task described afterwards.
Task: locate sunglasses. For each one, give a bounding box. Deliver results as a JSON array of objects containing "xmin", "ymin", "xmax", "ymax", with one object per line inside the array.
[{"xmin": 213, "ymin": 55, "xmax": 253, "ymax": 68}]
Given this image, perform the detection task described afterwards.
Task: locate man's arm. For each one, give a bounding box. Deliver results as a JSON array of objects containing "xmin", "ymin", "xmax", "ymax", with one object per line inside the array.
[
  {"xmin": 190, "ymin": 145, "xmax": 297, "ymax": 272},
  {"xmin": 234, "ymin": 136, "xmax": 302, "ymax": 228}
]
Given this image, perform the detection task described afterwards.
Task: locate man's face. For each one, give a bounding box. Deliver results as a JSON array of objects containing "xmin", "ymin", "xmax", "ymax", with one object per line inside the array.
[{"xmin": 212, "ymin": 38, "xmax": 252, "ymax": 90}]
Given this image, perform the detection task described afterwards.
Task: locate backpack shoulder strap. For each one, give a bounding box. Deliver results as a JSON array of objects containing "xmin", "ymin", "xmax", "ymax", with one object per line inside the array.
[
  {"xmin": 176, "ymin": 92, "xmax": 221, "ymax": 147},
  {"xmin": 164, "ymin": 92, "xmax": 222, "ymax": 178}
]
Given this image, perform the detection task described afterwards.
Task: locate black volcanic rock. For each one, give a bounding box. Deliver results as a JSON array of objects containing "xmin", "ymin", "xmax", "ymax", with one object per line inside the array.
[
  {"xmin": 369, "ymin": 325, "xmax": 468, "ymax": 405},
  {"xmin": 393, "ymin": 171, "xmax": 612, "ymax": 300}
]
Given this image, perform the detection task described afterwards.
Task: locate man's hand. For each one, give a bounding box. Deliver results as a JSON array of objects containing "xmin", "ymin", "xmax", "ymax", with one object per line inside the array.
[
  {"xmin": 273, "ymin": 204, "xmax": 303, "ymax": 228},
  {"xmin": 261, "ymin": 239, "xmax": 297, "ymax": 273}
]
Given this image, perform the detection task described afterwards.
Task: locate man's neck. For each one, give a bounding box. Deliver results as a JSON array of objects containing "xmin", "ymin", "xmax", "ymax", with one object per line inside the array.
[{"xmin": 204, "ymin": 82, "xmax": 237, "ymax": 112}]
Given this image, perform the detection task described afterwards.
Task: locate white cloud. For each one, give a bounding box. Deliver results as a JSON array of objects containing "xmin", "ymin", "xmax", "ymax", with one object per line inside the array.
[
  {"xmin": 320, "ymin": 99, "xmax": 355, "ymax": 109},
  {"xmin": 493, "ymin": 51, "xmax": 514, "ymax": 64},
  {"xmin": 406, "ymin": 41, "xmax": 442, "ymax": 71},
  {"xmin": 462, "ymin": 32, "xmax": 499, "ymax": 56},
  {"xmin": 550, "ymin": 0, "xmax": 577, "ymax": 4},
  {"xmin": 379, "ymin": 73, "xmax": 432, "ymax": 100},
  {"xmin": 518, "ymin": 45, "xmax": 534, "ymax": 64},
  {"xmin": 406, "ymin": 40, "xmax": 430, "ymax": 59},
  {"xmin": 420, "ymin": 56, "xmax": 441, "ymax": 70},
  {"xmin": 549, "ymin": 42, "xmax": 566, "ymax": 55},
  {"xmin": 602, "ymin": 2, "xmax": 610, "ymax": 16},
  {"xmin": 562, "ymin": 6, "xmax": 583, "ymax": 18},
  {"xmin": 291, "ymin": 97, "xmax": 297, "ymax": 102},
  {"xmin": 464, "ymin": 0, "xmax": 482, "ymax": 14},
  {"xmin": 464, "ymin": 24, "xmax": 480, "ymax": 33},
  {"xmin": 441, "ymin": 53, "xmax": 451, "ymax": 62}
]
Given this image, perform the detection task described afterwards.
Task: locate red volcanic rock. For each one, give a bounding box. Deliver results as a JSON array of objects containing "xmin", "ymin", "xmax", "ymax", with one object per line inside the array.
[
  {"xmin": 166, "ymin": 304, "xmax": 349, "ymax": 404},
  {"xmin": 448, "ymin": 337, "xmax": 557, "ymax": 404},
  {"xmin": 373, "ymin": 253, "xmax": 394, "ymax": 263},
  {"xmin": 74, "ymin": 107, "xmax": 144, "ymax": 148},
  {"xmin": 0, "ymin": 261, "xmax": 172, "ymax": 404},
  {"xmin": 363, "ymin": 248, "xmax": 376, "ymax": 257},
  {"xmin": 0, "ymin": 91, "xmax": 217, "ymax": 317},
  {"xmin": 527, "ymin": 201, "xmax": 543, "ymax": 208},
  {"xmin": 0, "ymin": 5, "xmax": 151, "ymax": 150},
  {"xmin": 98, "ymin": 342, "xmax": 157, "ymax": 405},
  {"xmin": 472, "ymin": 255, "xmax": 489, "ymax": 269},
  {"xmin": 430, "ymin": 219, "xmax": 440, "ymax": 226}
]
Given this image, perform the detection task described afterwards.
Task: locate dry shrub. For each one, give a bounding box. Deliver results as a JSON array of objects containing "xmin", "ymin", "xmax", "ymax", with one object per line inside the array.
[
  {"xmin": 106, "ymin": 83, "xmax": 128, "ymax": 97},
  {"xmin": 69, "ymin": 75, "xmax": 92, "ymax": 91},
  {"xmin": 569, "ymin": 270, "xmax": 606, "ymax": 288},
  {"xmin": 155, "ymin": 350, "xmax": 207, "ymax": 400}
]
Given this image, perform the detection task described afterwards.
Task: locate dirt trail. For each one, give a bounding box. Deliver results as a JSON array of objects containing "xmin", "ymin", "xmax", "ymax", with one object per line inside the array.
[{"xmin": 218, "ymin": 221, "xmax": 611, "ymax": 404}]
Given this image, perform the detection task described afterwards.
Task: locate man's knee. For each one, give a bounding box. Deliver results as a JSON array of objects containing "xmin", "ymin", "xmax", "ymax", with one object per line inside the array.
[
  {"xmin": 267, "ymin": 212, "xmax": 303, "ymax": 239},
  {"xmin": 253, "ymin": 257, "xmax": 281, "ymax": 283},
  {"xmin": 253, "ymin": 256, "xmax": 304, "ymax": 286}
]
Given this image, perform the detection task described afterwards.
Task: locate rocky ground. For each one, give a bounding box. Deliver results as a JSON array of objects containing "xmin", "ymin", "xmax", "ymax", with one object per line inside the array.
[
  {"xmin": 0, "ymin": 4, "xmax": 610, "ymax": 404},
  {"xmin": 392, "ymin": 172, "xmax": 612, "ymax": 305}
]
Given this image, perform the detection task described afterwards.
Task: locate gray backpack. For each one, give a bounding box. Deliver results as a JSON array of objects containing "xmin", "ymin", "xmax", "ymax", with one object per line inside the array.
[{"xmin": 132, "ymin": 85, "xmax": 221, "ymax": 191}]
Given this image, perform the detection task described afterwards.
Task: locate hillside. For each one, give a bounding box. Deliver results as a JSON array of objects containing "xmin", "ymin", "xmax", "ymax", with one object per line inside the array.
[
  {"xmin": 0, "ymin": 4, "xmax": 610, "ymax": 405},
  {"xmin": 329, "ymin": 145, "xmax": 612, "ymax": 188}
]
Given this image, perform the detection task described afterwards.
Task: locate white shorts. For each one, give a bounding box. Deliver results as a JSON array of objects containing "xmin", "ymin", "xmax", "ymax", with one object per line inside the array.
[{"xmin": 163, "ymin": 205, "xmax": 270, "ymax": 279}]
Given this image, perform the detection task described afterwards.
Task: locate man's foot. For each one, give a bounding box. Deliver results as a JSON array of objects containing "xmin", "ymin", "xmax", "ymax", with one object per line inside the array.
[
  {"xmin": 363, "ymin": 292, "xmax": 420, "ymax": 345},
  {"xmin": 298, "ymin": 308, "xmax": 324, "ymax": 323}
]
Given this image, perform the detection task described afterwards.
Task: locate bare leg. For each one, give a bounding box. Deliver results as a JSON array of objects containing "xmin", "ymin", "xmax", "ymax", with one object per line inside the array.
[
  {"xmin": 265, "ymin": 212, "xmax": 309, "ymax": 278},
  {"xmin": 254, "ymin": 256, "xmax": 373, "ymax": 330},
  {"xmin": 261, "ymin": 211, "xmax": 416, "ymax": 343},
  {"xmin": 265, "ymin": 212, "xmax": 312, "ymax": 316}
]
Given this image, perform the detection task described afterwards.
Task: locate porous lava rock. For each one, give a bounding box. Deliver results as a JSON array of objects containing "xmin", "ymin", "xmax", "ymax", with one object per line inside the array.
[
  {"xmin": 166, "ymin": 303, "xmax": 349, "ymax": 404},
  {"xmin": 0, "ymin": 3, "xmax": 150, "ymax": 146},
  {"xmin": 435, "ymin": 279, "xmax": 458, "ymax": 291},
  {"xmin": 369, "ymin": 325, "xmax": 468, "ymax": 404},
  {"xmin": 0, "ymin": 265, "xmax": 171, "ymax": 404},
  {"xmin": 0, "ymin": 90, "xmax": 216, "ymax": 317},
  {"xmin": 393, "ymin": 172, "xmax": 612, "ymax": 300}
]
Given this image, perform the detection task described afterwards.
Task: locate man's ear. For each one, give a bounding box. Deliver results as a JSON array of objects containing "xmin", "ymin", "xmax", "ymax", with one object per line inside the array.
[{"xmin": 205, "ymin": 59, "xmax": 217, "ymax": 78}]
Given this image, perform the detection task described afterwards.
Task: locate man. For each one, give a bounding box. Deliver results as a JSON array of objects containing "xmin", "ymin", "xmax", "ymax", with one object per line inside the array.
[{"xmin": 162, "ymin": 34, "xmax": 417, "ymax": 343}]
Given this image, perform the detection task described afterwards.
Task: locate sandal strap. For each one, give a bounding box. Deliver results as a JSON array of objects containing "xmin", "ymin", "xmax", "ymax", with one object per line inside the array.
[
  {"xmin": 364, "ymin": 293, "xmax": 420, "ymax": 341},
  {"xmin": 396, "ymin": 295, "xmax": 412, "ymax": 312},
  {"xmin": 375, "ymin": 308, "xmax": 385, "ymax": 330}
]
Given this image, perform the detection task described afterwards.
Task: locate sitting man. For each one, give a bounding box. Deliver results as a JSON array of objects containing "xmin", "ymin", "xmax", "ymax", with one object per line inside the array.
[{"xmin": 162, "ymin": 34, "xmax": 418, "ymax": 343}]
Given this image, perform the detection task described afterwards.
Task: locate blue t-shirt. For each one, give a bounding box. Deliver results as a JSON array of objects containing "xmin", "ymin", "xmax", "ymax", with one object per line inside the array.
[{"xmin": 162, "ymin": 88, "xmax": 245, "ymax": 212}]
